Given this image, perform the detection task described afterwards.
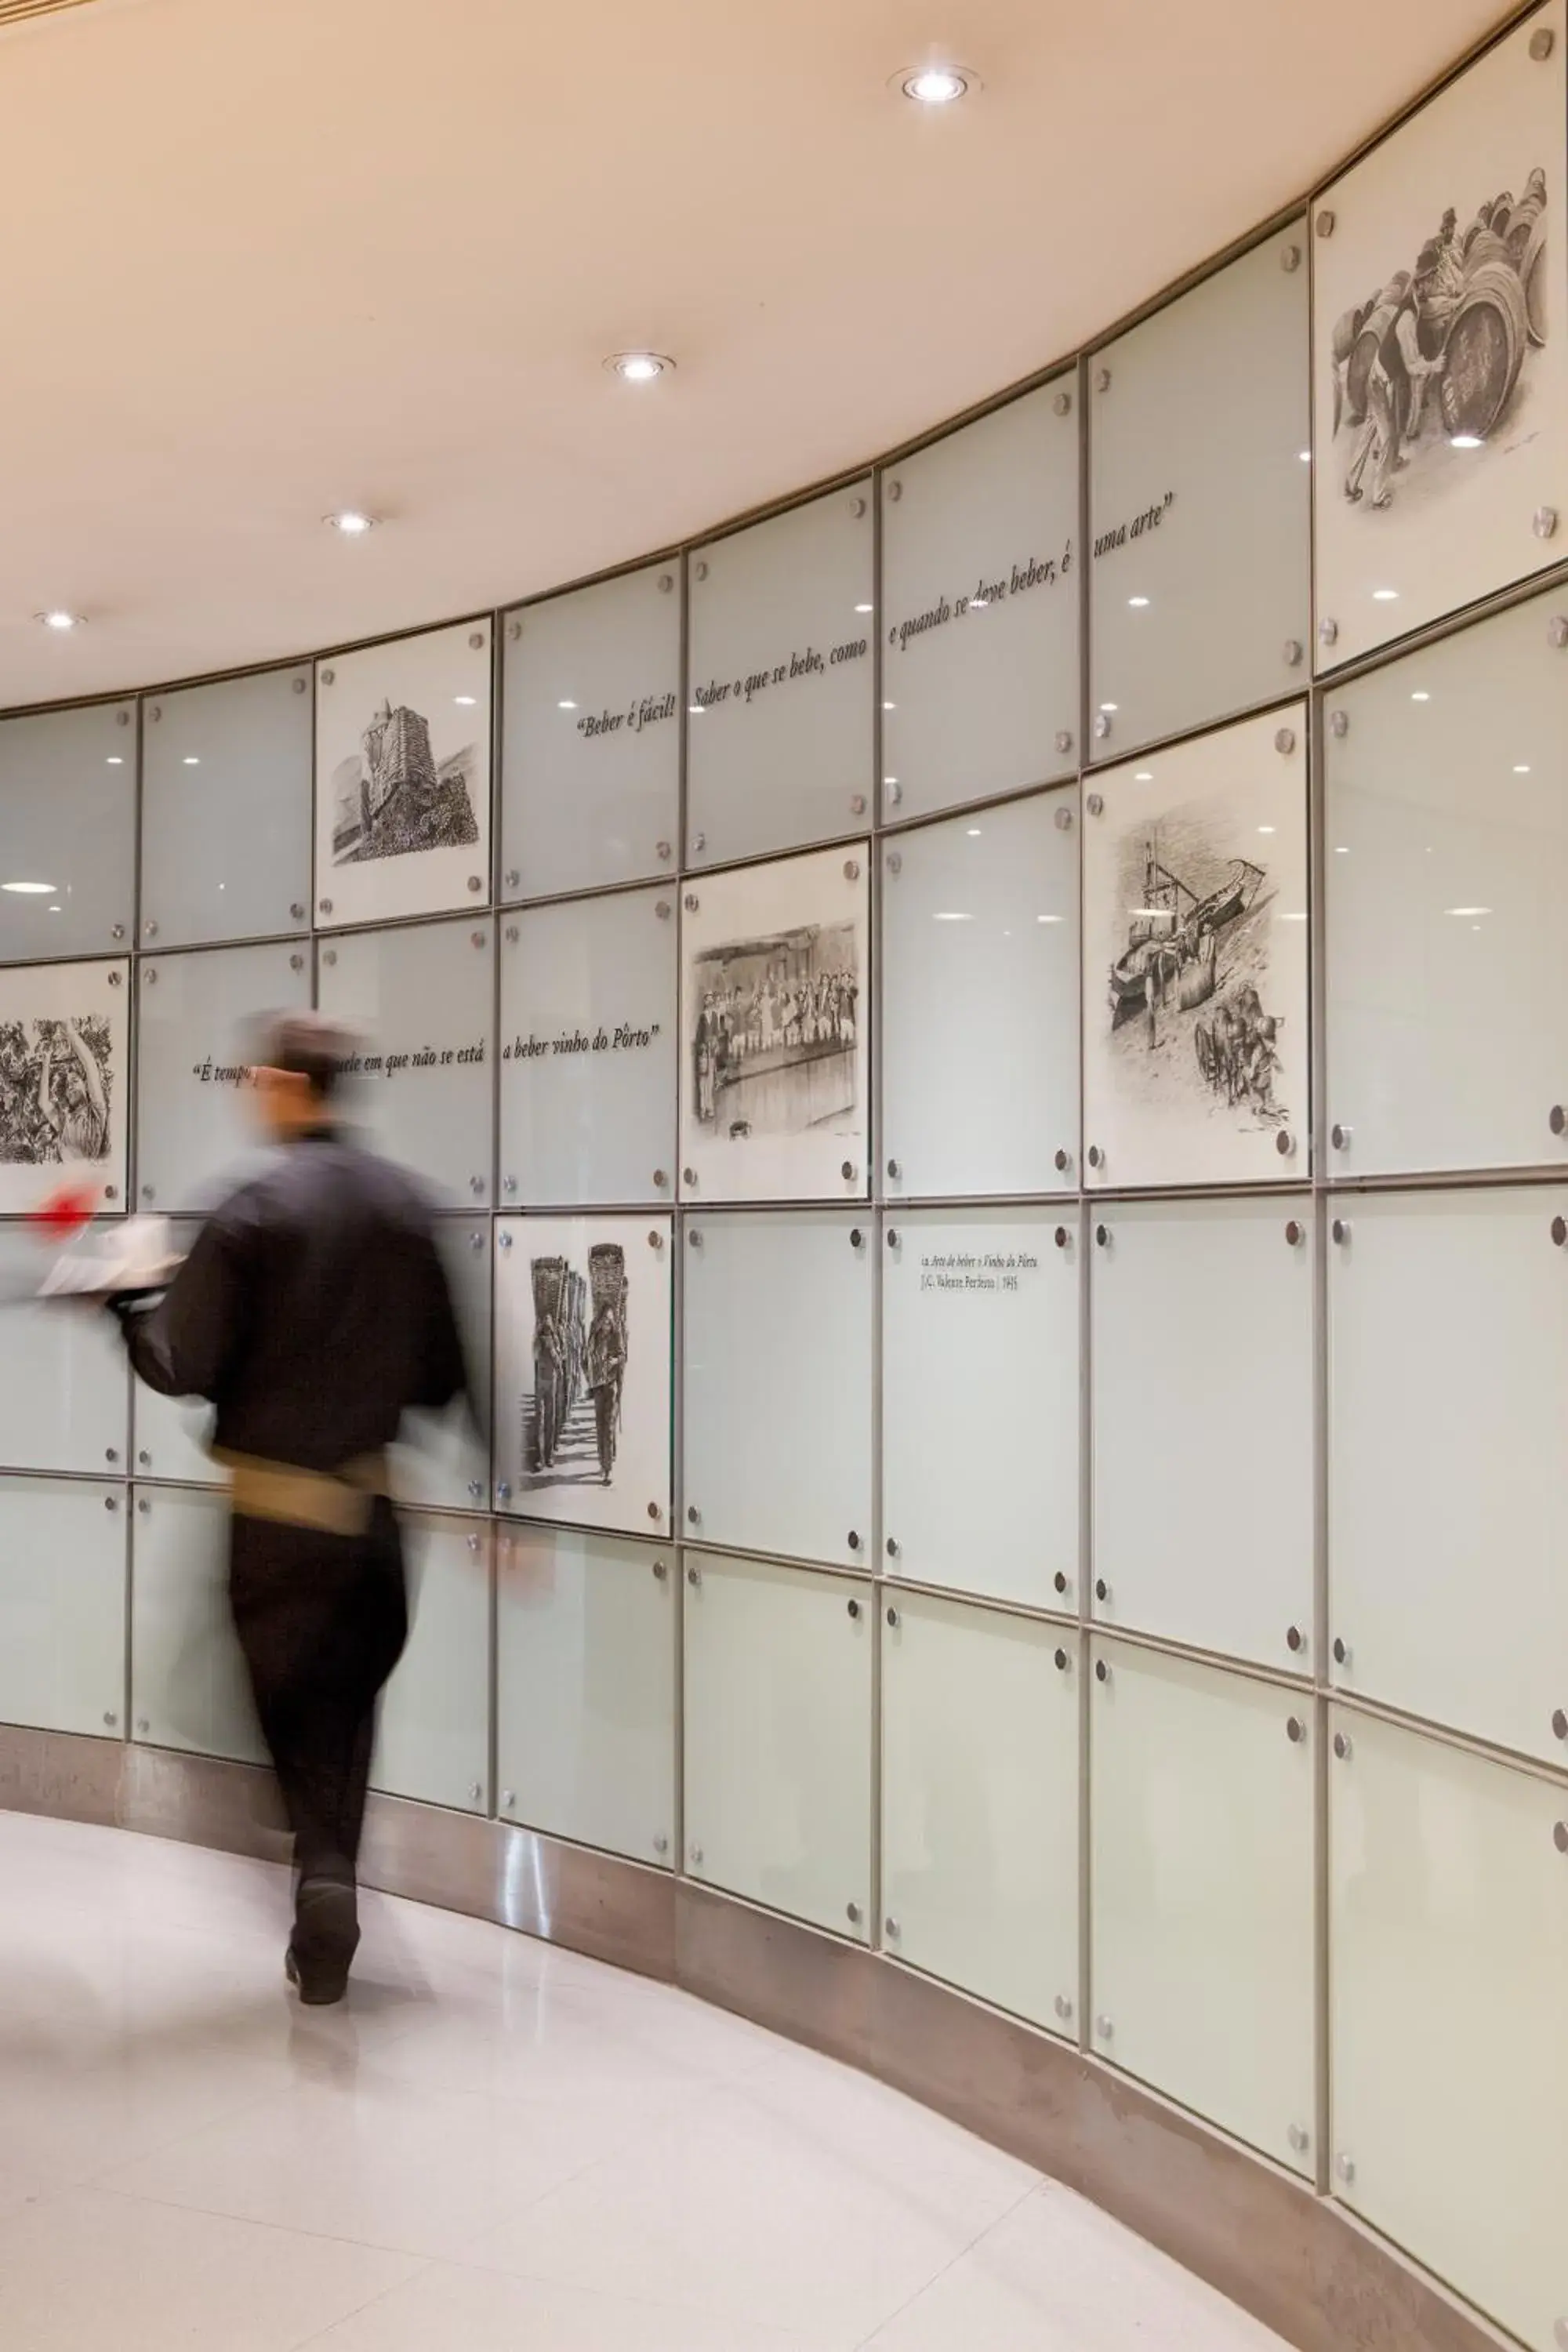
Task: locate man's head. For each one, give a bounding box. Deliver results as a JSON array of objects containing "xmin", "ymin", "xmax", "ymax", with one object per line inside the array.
[{"xmin": 249, "ymin": 1012, "xmax": 355, "ymax": 1140}]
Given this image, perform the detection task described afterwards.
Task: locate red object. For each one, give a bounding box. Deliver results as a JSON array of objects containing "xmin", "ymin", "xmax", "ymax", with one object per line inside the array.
[{"xmin": 29, "ymin": 1185, "xmax": 96, "ymax": 1243}]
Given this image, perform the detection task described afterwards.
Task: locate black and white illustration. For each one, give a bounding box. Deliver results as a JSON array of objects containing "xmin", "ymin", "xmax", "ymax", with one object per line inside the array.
[
  {"xmin": 1314, "ymin": 8, "xmax": 1566, "ymax": 659},
  {"xmin": 0, "ymin": 960, "xmax": 128, "ymax": 1216},
  {"xmin": 1083, "ymin": 709, "xmax": 1307, "ymax": 1189},
  {"xmin": 314, "ymin": 622, "xmax": 492, "ymax": 927},
  {"xmin": 494, "ymin": 1213, "xmax": 671, "ymax": 1537},
  {"xmin": 679, "ymin": 844, "xmax": 869, "ymax": 1202}
]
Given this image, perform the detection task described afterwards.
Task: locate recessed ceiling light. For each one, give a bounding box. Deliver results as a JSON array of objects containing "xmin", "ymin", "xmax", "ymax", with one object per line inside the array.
[
  {"xmin": 1372, "ymin": 587, "xmax": 1399, "ymax": 601},
  {"xmin": 106, "ymin": 756, "xmax": 123, "ymax": 765},
  {"xmin": 884, "ymin": 776, "xmax": 898, "ymax": 786},
  {"xmin": 855, "ymin": 603, "xmax": 873, "ymax": 615},
  {"xmin": 1298, "ymin": 449, "xmax": 1312, "ymax": 463},
  {"xmin": 1134, "ymin": 771, "xmax": 1153, "ymax": 781},
  {"xmin": 454, "ymin": 694, "xmax": 477, "ymax": 706},
  {"xmin": 966, "ymin": 827, "xmax": 982, "ymax": 837},
  {"xmin": 1036, "ymin": 913, "xmax": 1063, "ymax": 924},
  {"xmin": 36, "ymin": 610, "xmax": 82, "ymax": 631},
  {"xmin": 1258, "ymin": 824, "xmax": 1276, "ymax": 835},
  {"xmin": 325, "ymin": 510, "xmax": 376, "ymax": 535},
  {"xmin": 1450, "ymin": 434, "xmax": 1483, "ymax": 450},
  {"xmin": 1100, "ymin": 702, "xmax": 1118, "ymax": 713},
  {"xmin": 558, "ymin": 699, "xmax": 578, "ymax": 710},
  {"xmin": 183, "ymin": 756, "xmax": 200, "ymax": 765},
  {"xmin": 1128, "ymin": 596, "xmax": 1150, "ymax": 608},
  {"xmin": 2, "ymin": 880, "xmax": 56, "ymax": 894},
  {"xmin": 883, "ymin": 700, "xmax": 895, "ymax": 711},
  {"xmin": 1445, "ymin": 906, "xmax": 1493, "ymax": 918},
  {"xmin": 1334, "ymin": 845, "xmax": 1349, "ymax": 855},
  {"xmin": 1514, "ymin": 763, "xmax": 1532, "ymax": 774},
  {"xmin": 688, "ymin": 705, "xmax": 703, "ymax": 715},
  {"xmin": 899, "ymin": 65, "xmax": 971, "ymax": 103},
  {"xmin": 932, "ymin": 910, "xmax": 973, "ymax": 921},
  {"xmin": 1410, "ymin": 691, "xmax": 1430, "ymax": 702},
  {"xmin": 1280, "ymin": 911, "xmax": 1308, "ymax": 921},
  {"xmin": 604, "ymin": 351, "xmax": 673, "ymax": 383}
]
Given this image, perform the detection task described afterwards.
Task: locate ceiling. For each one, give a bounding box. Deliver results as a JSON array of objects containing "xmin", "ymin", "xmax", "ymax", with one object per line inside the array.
[{"xmin": 0, "ymin": 0, "xmax": 1514, "ymax": 710}]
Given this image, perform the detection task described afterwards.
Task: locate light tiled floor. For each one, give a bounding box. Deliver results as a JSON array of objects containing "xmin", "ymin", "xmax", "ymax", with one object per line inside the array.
[{"xmin": 0, "ymin": 1807, "xmax": 1290, "ymax": 2351}]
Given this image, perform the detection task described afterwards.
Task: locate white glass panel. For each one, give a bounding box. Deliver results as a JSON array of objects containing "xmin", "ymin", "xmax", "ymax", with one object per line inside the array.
[
  {"xmin": 392, "ymin": 1218, "xmax": 492, "ymax": 1513},
  {"xmin": 687, "ymin": 487, "xmax": 874, "ymax": 865},
  {"xmin": 495, "ymin": 1524, "xmax": 675, "ymax": 1865},
  {"xmin": 1091, "ymin": 1196, "xmax": 1315, "ymax": 1671},
  {"xmin": 373, "ymin": 1515, "xmax": 492, "ymax": 1813},
  {"xmin": 1330, "ymin": 1709, "xmax": 1568, "ymax": 2352},
  {"xmin": 134, "ymin": 941, "xmax": 308, "ymax": 1214},
  {"xmin": 129, "ymin": 1485, "xmax": 264, "ymax": 1764},
  {"xmin": 880, "ymin": 383, "xmax": 1079, "ymax": 821},
  {"xmin": 1082, "ymin": 707, "xmax": 1308, "ymax": 1190},
  {"xmin": 1328, "ymin": 1187, "xmax": 1568, "ymax": 1765},
  {"xmin": 0, "ymin": 1221, "xmax": 129, "ymax": 1475},
  {"xmin": 882, "ymin": 1597, "xmax": 1079, "ymax": 2031},
  {"xmin": 683, "ymin": 1210, "xmax": 873, "ymax": 1569},
  {"xmin": 131, "ymin": 1218, "xmax": 217, "ymax": 1486},
  {"xmin": 314, "ymin": 620, "xmax": 492, "ymax": 928},
  {"xmin": 1090, "ymin": 227, "xmax": 1310, "ymax": 756},
  {"xmin": 678, "ymin": 844, "xmax": 869, "ymax": 1204},
  {"xmin": 684, "ymin": 1552, "xmax": 872, "ymax": 1938},
  {"xmin": 0, "ymin": 1475, "xmax": 125, "ymax": 1736},
  {"xmin": 500, "ymin": 564, "xmax": 681, "ymax": 899},
  {"xmin": 0, "ymin": 702, "xmax": 136, "ymax": 963},
  {"xmin": 880, "ymin": 792, "xmax": 1080, "ymax": 1198},
  {"xmin": 140, "ymin": 668, "xmax": 313, "ymax": 949},
  {"xmin": 882, "ymin": 1210, "xmax": 1078, "ymax": 1609},
  {"xmin": 493, "ymin": 1214, "xmax": 672, "ymax": 1537},
  {"xmin": 0, "ymin": 957, "xmax": 129, "ymax": 1218},
  {"xmin": 317, "ymin": 916, "xmax": 495, "ymax": 1207},
  {"xmin": 1323, "ymin": 590, "xmax": 1568, "ymax": 1174},
  {"xmin": 1091, "ymin": 1640, "xmax": 1316, "ymax": 2173},
  {"xmin": 1314, "ymin": 2, "xmax": 1567, "ymax": 667},
  {"xmin": 499, "ymin": 884, "xmax": 678, "ymax": 1207}
]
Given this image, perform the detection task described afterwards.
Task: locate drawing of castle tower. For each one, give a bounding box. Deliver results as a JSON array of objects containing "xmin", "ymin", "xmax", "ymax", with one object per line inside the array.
[{"xmin": 360, "ymin": 697, "xmax": 437, "ymax": 837}]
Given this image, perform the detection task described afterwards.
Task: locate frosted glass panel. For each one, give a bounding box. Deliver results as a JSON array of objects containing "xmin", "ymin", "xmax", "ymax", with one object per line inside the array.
[
  {"xmin": 880, "ymin": 383, "xmax": 1079, "ymax": 820},
  {"xmin": 493, "ymin": 1214, "xmax": 673, "ymax": 1538},
  {"xmin": 1330, "ymin": 1709, "xmax": 1568, "ymax": 2352},
  {"xmin": 0, "ymin": 701, "xmax": 136, "ymax": 963},
  {"xmin": 1090, "ymin": 226, "xmax": 1310, "ymax": 755},
  {"xmin": 131, "ymin": 1219, "xmax": 216, "ymax": 1485},
  {"xmin": 318, "ymin": 916, "xmax": 495, "ymax": 1207},
  {"xmin": 882, "ymin": 1596, "xmax": 1079, "ymax": 2032},
  {"xmin": 140, "ymin": 668, "xmax": 313, "ymax": 949},
  {"xmin": 880, "ymin": 792, "xmax": 1080, "ymax": 1198},
  {"xmin": 373, "ymin": 1515, "xmax": 492, "ymax": 1813},
  {"xmin": 134, "ymin": 941, "xmax": 308, "ymax": 1214},
  {"xmin": 1314, "ymin": 3, "xmax": 1568, "ymax": 668},
  {"xmin": 687, "ymin": 487, "xmax": 875, "ymax": 865},
  {"xmin": 499, "ymin": 884, "xmax": 678, "ymax": 1207},
  {"xmin": 1323, "ymin": 590, "xmax": 1568, "ymax": 1174},
  {"xmin": 500, "ymin": 564, "xmax": 681, "ymax": 899},
  {"xmin": 683, "ymin": 1210, "xmax": 873, "ymax": 1568},
  {"xmin": 1328, "ymin": 1187, "xmax": 1568, "ymax": 1764},
  {"xmin": 0, "ymin": 1221, "xmax": 129, "ymax": 1475},
  {"xmin": 129, "ymin": 1485, "xmax": 263, "ymax": 1764},
  {"xmin": 0, "ymin": 957, "xmax": 129, "ymax": 1219},
  {"xmin": 495, "ymin": 1524, "xmax": 675, "ymax": 1865},
  {"xmin": 1082, "ymin": 707, "xmax": 1309, "ymax": 1190},
  {"xmin": 0, "ymin": 1475, "xmax": 126, "ymax": 1736},
  {"xmin": 684, "ymin": 1552, "xmax": 872, "ymax": 1938},
  {"xmin": 392, "ymin": 1218, "xmax": 492, "ymax": 1513},
  {"xmin": 1091, "ymin": 1196, "xmax": 1315, "ymax": 1671},
  {"xmin": 1091, "ymin": 1641, "xmax": 1316, "ymax": 2173},
  {"xmin": 882, "ymin": 1209, "xmax": 1079, "ymax": 1609}
]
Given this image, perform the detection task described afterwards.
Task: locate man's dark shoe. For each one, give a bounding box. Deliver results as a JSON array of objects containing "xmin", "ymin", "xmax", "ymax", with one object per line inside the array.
[{"xmin": 287, "ymin": 1877, "xmax": 359, "ymax": 2005}]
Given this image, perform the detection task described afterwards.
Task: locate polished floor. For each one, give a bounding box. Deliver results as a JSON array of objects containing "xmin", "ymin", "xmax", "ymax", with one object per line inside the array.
[{"xmin": 0, "ymin": 1809, "xmax": 1289, "ymax": 2351}]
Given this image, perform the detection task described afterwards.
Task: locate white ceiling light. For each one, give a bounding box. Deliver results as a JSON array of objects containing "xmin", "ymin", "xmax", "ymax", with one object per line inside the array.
[
  {"xmin": 604, "ymin": 351, "xmax": 672, "ymax": 383},
  {"xmin": 1450, "ymin": 434, "xmax": 1483, "ymax": 450},
  {"xmin": 325, "ymin": 510, "xmax": 376, "ymax": 535},
  {"xmin": 36, "ymin": 609, "xmax": 82, "ymax": 630},
  {"xmin": 454, "ymin": 694, "xmax": 477, "ymax": 706},
  {"xmin": 1372, "ymin": 587, "xmax": 1399, "ymax": 601},
  {"xmin": 1128, "ymin": 595, "xmax": 1150, "ymax": 608},
  {"xmin": 899, "ymin": 65, "xmax": 971, "ymax": 104},
  {"xmin": 2, "ymin": 880, "xmax": 56, "ymax": 894}
]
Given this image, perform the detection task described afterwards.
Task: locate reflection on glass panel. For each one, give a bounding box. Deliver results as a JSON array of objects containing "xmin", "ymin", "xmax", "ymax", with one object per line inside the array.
[
  {"xmin": 499, "ymin": 884, "xmax": 678, "ymax": 1207},
  {"xmin": 1328, "ymin": 1187, "xmax": 1568, "ymax": 1766},
  {"xmin": 882, "ymin": 1597, "xmax": 1078, "ymax": 2032},
  {"xmin": 373, "ymin": 1515, "xmax": 491, "ymax": 1813},
  {"xmin": 501, "ymin": 564, "xmax": 681, "ymax": 900},
  {"xmin": 393, "ymin": 1218, "xmax": 491, "ymax": 1514},
  {"xmin": 1324, "ymin": 590, "xmax": 1568, "ymax": 1174},
  {"xmin": 1090, "ymin": 226, "xmax": 1309, "ymax": 756},
  {"xmin": 1313, "ymin": 10, "xmax": 1568, "ymax": 668},
  {"xmin": 130, "ymin": 1486, "xmax": 264, "ymax": 1764},
  {"xmin": 880, "ymin": 793, "xmax": 1080, "ymax": 1199},
  {"xmin": 0, "ymin": 1475, "xmax": 126, "ymax": 1736},
  {"xmin": 1091, "ymin": 1196, "xmax": 1314, "ymax": 1671},
  {"xmin": 318, "ymin": 916, "xmax": 495, "ymax": 1206},
  {"xmin": 687, "ymin": 487, "xmax": 875, "ymax": 865},
  {"xmin": 141, "ymin": 669, "xmax": 313, "ymax": 949},
  {"xmin": 682, "ymin": 1210, "xmax": 873, "ymax": 1568},
  {"xmin": 684, "ymin": 1552, "xmax": 872, "ymax": 1938},
  {"xmin": 495, "ymin": 1524, "xmax": 675, "ymax": 1865},
  {"xmin": 882, "ymin": 1210, "xmax": 1078, "ymax": 1609},
  {"xmin": 0, "ymin": 702, "xmax": 136, "ymax": 964},
  {"xmin": 134, "ymin": 941, "xmax": 308, "ymax": 1214},
  {"xmin": 0, "ymin": 956, "xmax": 129, "ymax": 1220},
  {"xmin": 880, "ymin": 383, "xmax": 1079, "ymax": 821},
  {"xmin": 1330, "ymin": 1709, "xmax": 1567, "ymax": 2352},
  {"xmin": 1091, "ymin": 1640, "xmax": 1315, "ymax": 2174},
  {"xmin": 132, "ymin": 1221, "xmax": 217, "ymax": 1486},
  {"xmin": 0, "ymin": 1221, "xmax": 129, "ymax": 1475}
]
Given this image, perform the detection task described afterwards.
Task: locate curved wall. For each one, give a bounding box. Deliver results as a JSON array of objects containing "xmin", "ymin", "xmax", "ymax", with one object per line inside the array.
[{"xmin": 0, "ymin": 9, "xmax": 1565, "ymax": 2352}]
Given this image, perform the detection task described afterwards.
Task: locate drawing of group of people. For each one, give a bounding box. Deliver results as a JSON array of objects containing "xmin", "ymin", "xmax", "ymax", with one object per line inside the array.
[
  {"xmin": 0, "ymin": 1017, "xmax": 112, "ymax": 1167},
  {"xmin": 692, "ymin": 955, "xmax": 857, "ymax": 1127},
  {"xmin": 529, "ymin": 1246, "xmax": 627, "ymax": 1487}
]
